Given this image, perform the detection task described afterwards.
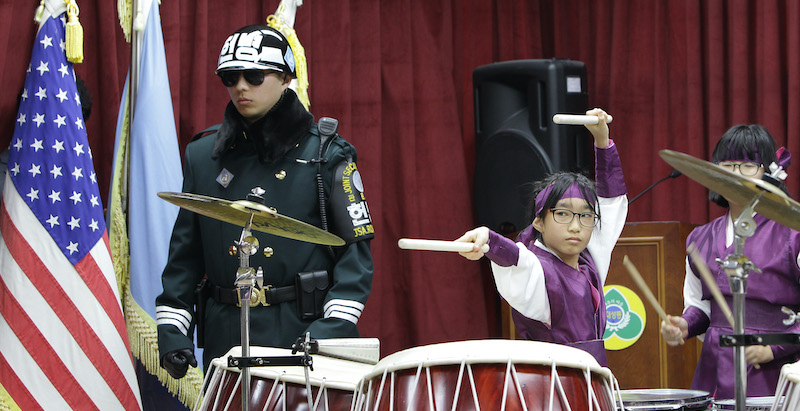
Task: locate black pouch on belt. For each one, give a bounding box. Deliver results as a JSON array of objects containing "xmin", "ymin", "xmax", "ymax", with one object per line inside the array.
[
  {"xmin": 296, "ymin": 270, "xmax": 329, "ymax": 320},
  {"xmin": 194, "ymin": 276, "xmax": 210, "ymax": 348}
]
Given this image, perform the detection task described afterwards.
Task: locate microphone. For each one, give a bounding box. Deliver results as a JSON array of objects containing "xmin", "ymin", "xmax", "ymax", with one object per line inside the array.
[{"xmin": 628, "ymin": 170, "xmax": 682, "ymax": 205}]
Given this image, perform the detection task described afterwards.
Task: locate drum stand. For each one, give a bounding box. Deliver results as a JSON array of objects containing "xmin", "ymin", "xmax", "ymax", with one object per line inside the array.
[
  {"xmin": 717, "ymin": 193, "xmax": 762, "ymax": 411},
  {"xmin": 717, "ymin": 196, "xmax": 800, "ymax": 410},
  {"xmin": 226, "ymin": 188, "xmax": 316, "ymax": 411},
  {"xmin": 232, "ymin": 217, "xmax": 260, "ymax": 411}
]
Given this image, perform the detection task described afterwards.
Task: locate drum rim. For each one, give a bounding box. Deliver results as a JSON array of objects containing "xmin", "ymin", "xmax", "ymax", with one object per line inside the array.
[
  {"xmin": 210, "ymin": 346, "xmax": 373, "ymax": 390},
  {"xmin": 782, "ymin": 360, "xmax": 800, "ymax": 383},
  {"xmin": 713, "ymin": 395, "xmax": 783, "ymax": 408},
  {"xmin": 361, "ymin": 339, "xmax": 612, "ymax": 381},
  {"xmin": 617, "ymin": 389, "xmax": 712, "ymax": 409}
]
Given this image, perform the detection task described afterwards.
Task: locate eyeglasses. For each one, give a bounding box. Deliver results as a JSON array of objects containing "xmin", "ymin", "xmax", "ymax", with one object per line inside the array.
[
  {"xmin": 716, "ymin": 161, "xmax": 762, "ymax": 176},
  {"xmin": 218, "ymin": 70, "xmax": 275, "ymax": 87},
  {"xmin": 549, "ymin": 208, "xmax": 599, "ymax": 228}
]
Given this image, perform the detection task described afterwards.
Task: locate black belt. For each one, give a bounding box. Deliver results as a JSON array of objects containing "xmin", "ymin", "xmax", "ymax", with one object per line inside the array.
[{"xmin": 210, "ymin": 284, "xmax": 296, "ymax": 307}]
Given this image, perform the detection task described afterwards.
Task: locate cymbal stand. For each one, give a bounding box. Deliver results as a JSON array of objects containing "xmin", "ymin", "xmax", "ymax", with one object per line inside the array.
[
  {"xmin": 233, "ymin": 215, "xmax": 263, "ymax": 411},
  {"xmin": 292, "ymin": 333, "xmax": 316, "ymax": 408},
  {"xmin": 719, "ymin": 192, "xmax": 763, "ymax": 411}
]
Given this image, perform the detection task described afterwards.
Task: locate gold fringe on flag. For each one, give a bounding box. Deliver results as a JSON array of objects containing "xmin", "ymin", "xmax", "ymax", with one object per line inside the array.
[
  {"xmin": 124, "ymin": 292, "xmax": 205, "ymax": 406},
  {"xmin": 108, "ymin": 88, "xmax": 132, "ymax": 297},
  {"xmin": 64, "ymin": 0, "xmax": 83, "ymax": 63},
  {"xmin": 267, "ymin": 7, "xmax": 310, "ymax": 110},
  {"xmin": 110, "ymin": 89, "xmax": 204, "ymax": 409},
  {"xmin": 0, "ymin": 384, "xmax": 21, "ymax": 410},
  {"xmin": 117, "ymin": 0, "xmax": 133, "ymax": 42}
]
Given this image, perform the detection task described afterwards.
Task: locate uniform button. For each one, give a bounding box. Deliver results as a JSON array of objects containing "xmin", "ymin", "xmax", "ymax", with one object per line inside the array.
[
  {"xmin": 263, "ymin": 247, "xmax": 274, "ymax": 257},
  {"xmin": 275, "ymin": 170, "xmax": 287, "ymax": 180}
]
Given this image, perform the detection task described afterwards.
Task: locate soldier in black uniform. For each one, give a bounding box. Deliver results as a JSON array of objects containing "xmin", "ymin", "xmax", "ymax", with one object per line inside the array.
[{"xmin": 156, "ymin": 25, "xmax": 375, "ymax": 378}]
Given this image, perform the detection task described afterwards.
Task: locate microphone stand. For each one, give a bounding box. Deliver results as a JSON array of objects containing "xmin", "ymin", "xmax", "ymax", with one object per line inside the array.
[{"xmin": 628, "ymin": 170, "xmax": 682, "ymax": 205}]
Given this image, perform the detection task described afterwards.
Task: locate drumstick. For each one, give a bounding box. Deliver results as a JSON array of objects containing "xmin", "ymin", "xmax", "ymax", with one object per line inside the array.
[
  {"xmin": 621, "ymin": 256, "xmax": 686, "ymax": 345},
  {"xmin": 552, "ymin": 114, "xmax": 614, "ymax": 125},
  {"xmin": 686, "ymin": 243, "xmax": 760, "ymax": 368},
  {"xmin": 686, "ymin": 243, "xmax": 734, "ymax": 327},
  {"xmin": 397, "ymin": 238, "xmax": 489, "ymax": 253},
  {"xmin": 622, "ymin": 255, "xmax": 671, "ymax": 323}
]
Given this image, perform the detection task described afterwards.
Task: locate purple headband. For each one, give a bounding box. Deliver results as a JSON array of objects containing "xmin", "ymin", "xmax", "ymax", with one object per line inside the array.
[
  {"xmin": 723, "ymin": 149, "xmax": 761, "ymax": 164},
  {"xmin": 723, "ymin": 147, "xmax": 791, "ymax": 170},
  {"xmin": 724, "ymin": 147, "xmax": 792, "ymax": 178},
  {"xmin": 534, "ymin": 182, "xmax": 590, "ymax": 216}
]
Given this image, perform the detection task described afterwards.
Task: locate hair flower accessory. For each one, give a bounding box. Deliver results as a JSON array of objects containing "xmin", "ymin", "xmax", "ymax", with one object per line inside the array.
[{"xmin": 776, "ymin": 146, "xmax": 791, "ymax": 170}]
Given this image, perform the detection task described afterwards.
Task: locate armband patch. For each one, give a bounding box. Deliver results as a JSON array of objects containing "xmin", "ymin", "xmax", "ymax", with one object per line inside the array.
[{"xmin": 330, "ymin": 161, "xmax": 374, "ymax": 243}]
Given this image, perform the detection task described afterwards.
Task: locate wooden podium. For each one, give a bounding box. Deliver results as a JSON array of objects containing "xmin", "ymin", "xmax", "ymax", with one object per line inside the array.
[
  {"xmin": 606, "ymin": 221, "xmax": 701, "ymax": 389},
  {"xmin": 501, "ymin": 221, "xmax": 701, "ymax": 389}
]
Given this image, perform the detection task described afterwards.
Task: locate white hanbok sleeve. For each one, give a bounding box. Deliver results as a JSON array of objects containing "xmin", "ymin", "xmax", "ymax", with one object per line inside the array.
[
  {"xmin": 586, "ymin": 140, "xmax": 628, "ymax": 285},
  {"xmin": 491, "ymin": 243, "xmax": 552, "ymax": 325},
  {"xmin": 683, "ymin": 257, "xmax": 711, "ymax": 317},
  {"xmin": 587, "ymin": 195, "xmax": 627, "ymax": 286}
]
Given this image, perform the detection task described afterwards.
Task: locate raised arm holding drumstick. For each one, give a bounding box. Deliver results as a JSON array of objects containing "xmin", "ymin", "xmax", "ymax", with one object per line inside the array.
[{"xmin": 454, "ymin": 108, "xmax": 628, "ymax": 367}]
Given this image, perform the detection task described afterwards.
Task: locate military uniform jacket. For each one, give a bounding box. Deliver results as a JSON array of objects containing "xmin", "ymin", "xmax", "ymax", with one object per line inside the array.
[{"xmin": 156, "ymin": 91, "xmax": 374, "ymax": 369}]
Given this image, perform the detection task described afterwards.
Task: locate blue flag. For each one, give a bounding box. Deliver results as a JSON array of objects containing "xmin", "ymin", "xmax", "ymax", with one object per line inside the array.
[
  {"xmin": 127, "ymin": 0, "xmax": 182, "ymax": 319},
  {"xmin": 109, "ymin": 0, "xmax": 201, "ymax": 408}
]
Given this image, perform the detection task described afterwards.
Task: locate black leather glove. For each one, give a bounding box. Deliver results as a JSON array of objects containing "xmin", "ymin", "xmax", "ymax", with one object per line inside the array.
[{"xmin": 161, "ymin": 348, "xmax": 197, "ymax": 379}]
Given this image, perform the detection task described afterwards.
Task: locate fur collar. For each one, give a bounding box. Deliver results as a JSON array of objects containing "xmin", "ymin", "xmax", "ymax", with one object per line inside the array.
[{"xmin": 212, "ymin": 89, "xmax": 315, "ymax": 164}]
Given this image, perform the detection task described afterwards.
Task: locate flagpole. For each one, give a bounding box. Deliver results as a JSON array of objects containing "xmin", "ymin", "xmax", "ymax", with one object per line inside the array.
[{"xmin": 125, "ymin": 0, "xmax": 143, "ymax": 214}]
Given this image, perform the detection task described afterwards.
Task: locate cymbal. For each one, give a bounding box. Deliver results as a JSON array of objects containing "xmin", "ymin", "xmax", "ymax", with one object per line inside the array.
[
  {"xmin": 659, "ymin": 149, "xmax": 800, "ymax": 231},
  {"xmin": 157, "ymin": 192, "xmax": 345, "ymax": 246}
]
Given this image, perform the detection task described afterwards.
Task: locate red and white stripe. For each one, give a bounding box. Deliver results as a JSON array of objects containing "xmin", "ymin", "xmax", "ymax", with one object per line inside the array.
[{"xmin": 0, "ymin": 177, "xmax": 142, "ymax": 410}]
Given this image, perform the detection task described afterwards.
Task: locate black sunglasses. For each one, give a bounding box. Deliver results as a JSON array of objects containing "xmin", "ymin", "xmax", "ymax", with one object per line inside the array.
[{"xmin": 218, "ymin": 70, "xmax": 274, "ymax": 87}]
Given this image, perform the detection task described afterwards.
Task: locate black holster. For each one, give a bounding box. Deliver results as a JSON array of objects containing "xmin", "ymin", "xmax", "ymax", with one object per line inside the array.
[
  {"xmin": 296, "ymin": 270, "xmax": 330, "ymax": 320},
  {"xmin": 194, "ymin": 277, "xmax": 210, "ymax": 348}
]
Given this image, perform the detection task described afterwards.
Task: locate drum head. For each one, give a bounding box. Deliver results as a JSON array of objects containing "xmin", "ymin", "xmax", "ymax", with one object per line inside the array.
[
  {"xmin": 618, "ymin": 389, "xmax": 712, "ymax": 410},
  {"xmin": 211, "ymin": 346, "xmax": 373, "ymax": 390}
]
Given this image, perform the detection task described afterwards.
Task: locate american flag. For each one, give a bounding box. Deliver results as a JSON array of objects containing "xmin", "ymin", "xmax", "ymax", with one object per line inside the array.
[{"xmin": 0, "ymin": 12, "xmax": 142, "ymax": 410}]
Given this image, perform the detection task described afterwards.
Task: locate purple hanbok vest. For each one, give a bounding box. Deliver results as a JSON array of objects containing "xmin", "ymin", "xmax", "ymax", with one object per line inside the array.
[
  {"xmin": 510, "ymin": 227, "xmax": 608, "ymax": 366},
  {"xmin": 684, "ymin": 214, "xmax": 800, "ymax": 399}
]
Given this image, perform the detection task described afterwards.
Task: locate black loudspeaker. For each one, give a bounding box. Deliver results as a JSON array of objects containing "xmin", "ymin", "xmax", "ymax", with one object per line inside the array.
[{"xmin": 473, "ymin": 59, "xmax": 593, "ymax": 236}]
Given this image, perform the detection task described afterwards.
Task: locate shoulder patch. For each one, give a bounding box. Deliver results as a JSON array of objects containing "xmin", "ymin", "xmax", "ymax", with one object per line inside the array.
[{"xmin": 329, "ymin": 160, "xmax": 374, "ymax": 243}]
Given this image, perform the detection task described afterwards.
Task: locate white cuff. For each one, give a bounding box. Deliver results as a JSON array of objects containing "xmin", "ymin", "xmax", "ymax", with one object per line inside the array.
[
  {"xmin": 323, "ymin": 299, "xmax": 364, "ymax": 325},
  {"xmin": 156, "ymin": 305, "xmax": 192, "ymax": 336}
]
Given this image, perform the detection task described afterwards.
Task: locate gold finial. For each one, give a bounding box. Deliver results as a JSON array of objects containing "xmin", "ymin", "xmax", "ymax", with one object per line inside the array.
[
  {"xmin": 65, "ymin": 0, "xmax": 84, "ymax": 63},
  {"xmin": 267, "ymin": 8, "xmax": 310, "ymax": 110}
]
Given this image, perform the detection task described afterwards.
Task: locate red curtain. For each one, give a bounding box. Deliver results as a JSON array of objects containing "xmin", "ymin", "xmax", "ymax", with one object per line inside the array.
[{"xmin": 2, "ymin": 0, "xmax": 800, "ymax": 357}]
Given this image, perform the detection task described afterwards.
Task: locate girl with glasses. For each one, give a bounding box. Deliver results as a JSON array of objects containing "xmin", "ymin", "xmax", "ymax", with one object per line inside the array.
[
  {"xmin": 456, "ymin": 108, "xmax": 627, "ymax": 366},
  {"xmin": 661, "ymin": 124, "xmax": 800, "ymax": 400}
]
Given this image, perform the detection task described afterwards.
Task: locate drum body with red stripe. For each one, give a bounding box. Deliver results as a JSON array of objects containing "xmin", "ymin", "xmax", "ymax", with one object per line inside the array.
[
  {"xmin": 197, "ymin": 346, "xmax": 373, "ymax": 411},
  {"xmin": 354, "ymin": 340, "xmax": 617, "ymax": 411}
]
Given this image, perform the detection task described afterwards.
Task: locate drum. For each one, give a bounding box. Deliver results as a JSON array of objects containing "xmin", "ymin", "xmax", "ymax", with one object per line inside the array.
[
  {"xmin": 195, "ymin": 346, "xmax": 374, "ymax": 411},
  {"xmin": 773, "ymin": 359, "xmax": 800, "ymax": 411},
  {"xmin": 354, "ymin": 340, "xmax": 617, "ymax": 410},
  {"xmin": 713, "ymin": 396, "xmax": 782, "ymax": 410},
  {"xmin": 616, "ymin": 389, "xmax": 712, "ymax": 410}
]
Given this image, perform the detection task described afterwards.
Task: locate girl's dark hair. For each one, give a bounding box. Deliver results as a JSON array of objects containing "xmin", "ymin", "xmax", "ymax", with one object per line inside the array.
[
  {"xmin": 709, "ymin": 124, "xmax": 787, "ymax": 207},
  {"xmin": 526, "ymin": 171, "xmax": 599, "ymax": 241}
]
